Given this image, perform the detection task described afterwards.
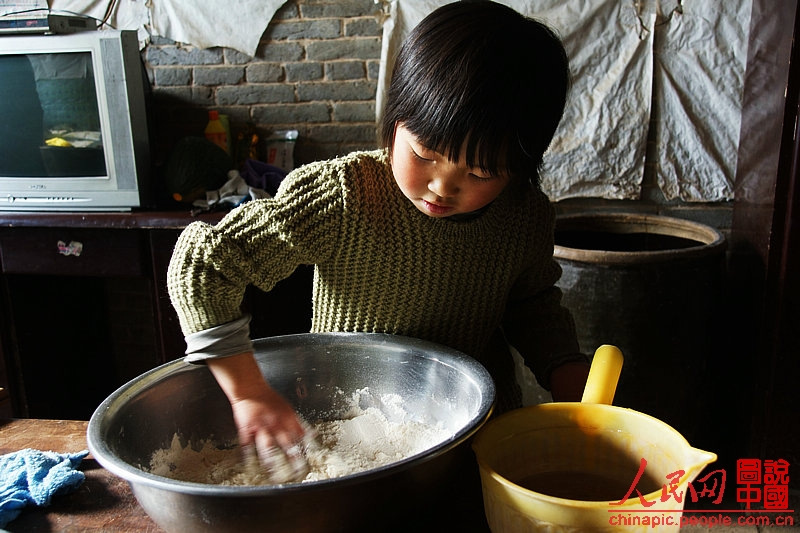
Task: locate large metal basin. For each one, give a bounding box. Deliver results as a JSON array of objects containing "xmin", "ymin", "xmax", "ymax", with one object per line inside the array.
[{"xmin": 87, "ymin": 333, "xmax": 495, "ymax": 532}]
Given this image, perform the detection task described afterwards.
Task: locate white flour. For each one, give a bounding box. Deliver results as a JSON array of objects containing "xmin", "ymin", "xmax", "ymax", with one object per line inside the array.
[{"xmin": 148, "ymin": 388, "xmax": 451, "ymax": 485}]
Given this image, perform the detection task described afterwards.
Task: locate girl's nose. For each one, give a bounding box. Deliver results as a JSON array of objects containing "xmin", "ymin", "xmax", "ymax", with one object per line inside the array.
[{"xmin": 428, "ymin": 172, "xmax": 459, "ymax": 198}]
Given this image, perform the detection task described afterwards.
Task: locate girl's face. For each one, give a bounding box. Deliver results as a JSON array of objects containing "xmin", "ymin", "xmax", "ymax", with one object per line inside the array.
[{"xmin": 391, "ymin": 123, "xmax": 511, "ymax": 218}]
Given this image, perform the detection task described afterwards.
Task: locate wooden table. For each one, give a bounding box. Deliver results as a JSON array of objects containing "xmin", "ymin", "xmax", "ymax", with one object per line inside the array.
[
  {"xmin": 0, "ymin": 418, "xmax": 163, "ymax": 532},
  {"xmin": 3, "ymin": 420, "xmax": 775, "ymax": 533}
]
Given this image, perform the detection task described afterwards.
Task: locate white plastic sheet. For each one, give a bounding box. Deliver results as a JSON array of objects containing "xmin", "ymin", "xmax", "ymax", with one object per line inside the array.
[
  {"xmin": 378, "ymin": 0, "xmax": 753, "ymax": 202},
  {"xmin": 148, "ymin": 0, "xmax": 287, "ymax": 56},
  {"xmin": 46, "ymin": 0, "xmax": 286, "ymax": 56},
  {"xmin": 654, "ymin": 1, "xmax": 751, "ymax": 201},
  {"xmin": 528, "ymin": 1, "xmax": 654, "ymax": 201}
]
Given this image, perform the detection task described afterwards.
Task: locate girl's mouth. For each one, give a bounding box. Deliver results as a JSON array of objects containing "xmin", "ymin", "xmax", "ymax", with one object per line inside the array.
[{"xmin": 422, "ymin": 199, "xmax": 454, "ymax": 215}]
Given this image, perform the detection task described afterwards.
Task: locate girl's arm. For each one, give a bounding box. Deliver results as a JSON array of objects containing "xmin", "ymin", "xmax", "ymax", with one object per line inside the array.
[
  {"xmin": 207, "ymin": 352, "xmax": 310, "ymax": 467},
  {"xmin": 504, "ymin": 282, "xmax": 588, "ymax": 392},
  {"xmin": 167, "ymin": 157, "xmax": 349, "ymax": 467}
]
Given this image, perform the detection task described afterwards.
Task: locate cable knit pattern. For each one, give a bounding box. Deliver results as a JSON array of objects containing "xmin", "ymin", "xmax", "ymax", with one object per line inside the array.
[{"xmin": 168, "ymin": 150, "xmax": 579, "ymax": 406}]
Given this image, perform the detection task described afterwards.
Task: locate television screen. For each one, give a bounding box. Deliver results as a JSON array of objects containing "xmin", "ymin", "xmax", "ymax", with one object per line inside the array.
[
  {"xmin": 1, "ymin": 51, "xmax": 107, "ymax": 177},
  {"xmin": 0, "ymin": 30, "xmax": 151, "ymax": 211}
]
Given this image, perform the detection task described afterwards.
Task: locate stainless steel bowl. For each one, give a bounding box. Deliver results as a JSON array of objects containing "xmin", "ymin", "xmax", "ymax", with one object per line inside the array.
[{"xmin": 87, "ymin": 333, "xmax": 495, "ymax": 533}]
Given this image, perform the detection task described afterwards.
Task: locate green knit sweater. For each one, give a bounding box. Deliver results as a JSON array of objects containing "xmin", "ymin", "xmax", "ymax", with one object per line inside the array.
[{"xmin": 168, "ymin": 150, "xmax": 580, "ymax": 409}]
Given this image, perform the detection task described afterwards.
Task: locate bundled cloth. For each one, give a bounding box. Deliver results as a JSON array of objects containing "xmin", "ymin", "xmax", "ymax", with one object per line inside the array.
[
  {"xmin": 191, "ymin": 170, "xmax": 274, "ymax": 215},
  {"xmin": 0, "ymin": 448, "xmax": 89, "ymax": 527}
]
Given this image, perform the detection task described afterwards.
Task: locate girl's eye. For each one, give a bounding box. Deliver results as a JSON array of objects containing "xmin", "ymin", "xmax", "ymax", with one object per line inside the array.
[
  {"xmin": 410, "ymin": 146, "xmax": 434, "ymax": 162},
  {"xmin": 470, "ymin": 172, "xmax": 495, "ymax": 182}
]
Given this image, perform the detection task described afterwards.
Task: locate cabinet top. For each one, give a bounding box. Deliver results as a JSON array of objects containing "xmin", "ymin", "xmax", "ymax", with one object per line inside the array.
[{"xmin": 0, "ymin": 210, "xmax": 225, "ymax": 230}]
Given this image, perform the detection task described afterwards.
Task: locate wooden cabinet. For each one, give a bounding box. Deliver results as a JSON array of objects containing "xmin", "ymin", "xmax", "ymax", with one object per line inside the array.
[
  {"xmin": 0, "ymin": 227, "xmax": 146, "ymax": 276},
  {"xmin": 0, "ymin": 211, "xmax": 312, "ymax": 420}
]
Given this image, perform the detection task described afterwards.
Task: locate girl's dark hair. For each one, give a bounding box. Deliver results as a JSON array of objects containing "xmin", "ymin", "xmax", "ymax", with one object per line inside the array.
[{"xmin": 380, "ymin": 1, "xmax": 570, "ymax": 186}]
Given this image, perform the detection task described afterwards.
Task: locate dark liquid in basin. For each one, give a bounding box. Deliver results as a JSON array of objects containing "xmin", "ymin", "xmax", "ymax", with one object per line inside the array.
[{"xmin": 516, "ymin": 470, "xmax": 661, "ymax": 502}]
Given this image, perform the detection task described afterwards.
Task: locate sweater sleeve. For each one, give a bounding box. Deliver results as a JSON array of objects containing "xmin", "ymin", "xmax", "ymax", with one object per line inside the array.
[
  {"xmin": 167, "ymin": 161, "xmax": 343, "ymax": 337},
  {"xmin": 501, "ymin": 200, "xmax": 585, "ymax": 390}
]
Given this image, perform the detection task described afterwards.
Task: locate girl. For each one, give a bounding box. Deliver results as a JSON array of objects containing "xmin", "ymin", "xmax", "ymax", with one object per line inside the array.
[{"xmin": 168, "ymin": 0, "xmax": 589, "ymax": 472}]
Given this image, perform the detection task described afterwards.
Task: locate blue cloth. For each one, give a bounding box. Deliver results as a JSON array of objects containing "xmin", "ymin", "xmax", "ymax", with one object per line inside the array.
[{"xmin": 0, "ymin": 448, "xmax": 88, "ymax": 527}]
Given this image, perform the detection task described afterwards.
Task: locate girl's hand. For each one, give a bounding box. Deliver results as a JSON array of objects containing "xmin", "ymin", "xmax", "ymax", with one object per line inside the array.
[
  {"xmin": 207, "ymin": 352, "xmax": 311, "ymax": 480},
  {"xmin": 549, "ymin": 361, "xmax": 590, "ymax": 402}
]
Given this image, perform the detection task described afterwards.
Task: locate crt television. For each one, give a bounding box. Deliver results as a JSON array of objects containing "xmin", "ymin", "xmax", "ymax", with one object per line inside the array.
[{"xmin": 0, "ymin": 29, "xmax": 151, "ymax": 211}]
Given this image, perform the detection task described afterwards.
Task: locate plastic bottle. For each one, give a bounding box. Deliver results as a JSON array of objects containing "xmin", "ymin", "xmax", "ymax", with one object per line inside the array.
[{"xmin": 204, "ymin": 110, "xmax": 228, "ymax": 153}]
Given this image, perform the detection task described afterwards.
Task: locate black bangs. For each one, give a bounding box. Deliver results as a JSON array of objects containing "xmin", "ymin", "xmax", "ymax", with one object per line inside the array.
[{"xmin": 380, "ymin": 1, "xmax": 570, "ymax": 187}]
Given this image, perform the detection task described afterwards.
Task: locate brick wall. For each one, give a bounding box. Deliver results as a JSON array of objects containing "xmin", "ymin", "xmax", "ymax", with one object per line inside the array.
[{"xmin": 143, "ymin": 0, "xmax": 385, "ymax": 170}]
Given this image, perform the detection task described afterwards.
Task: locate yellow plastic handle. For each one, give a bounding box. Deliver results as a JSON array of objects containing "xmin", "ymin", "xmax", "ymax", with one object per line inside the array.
[{"xmin": 581, "ymin": 345, "xmax": 624, "ymax": 405}]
